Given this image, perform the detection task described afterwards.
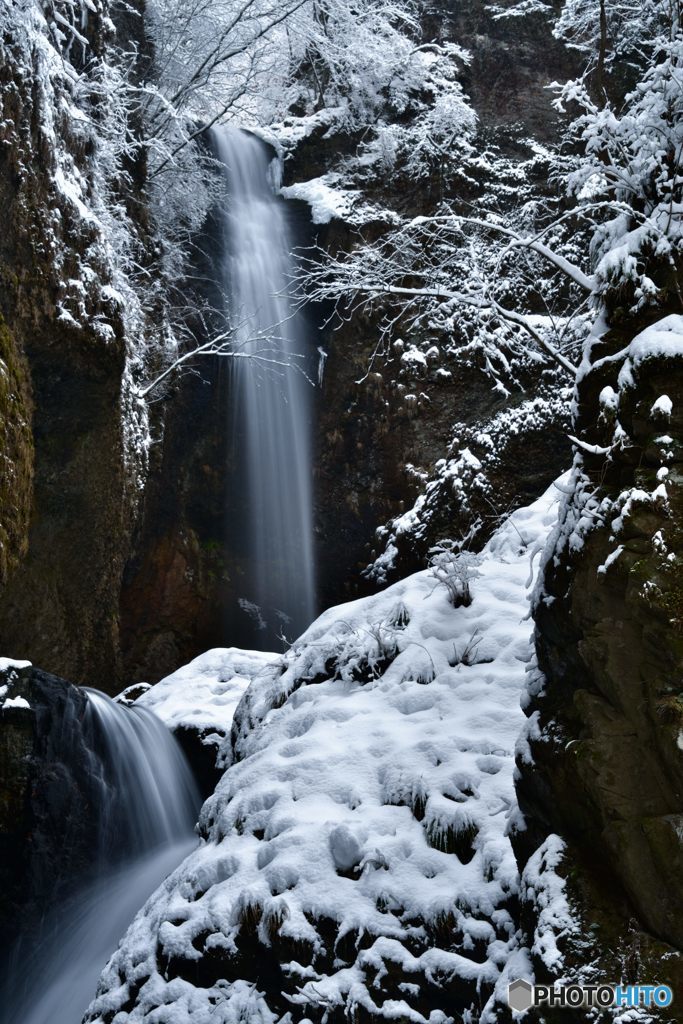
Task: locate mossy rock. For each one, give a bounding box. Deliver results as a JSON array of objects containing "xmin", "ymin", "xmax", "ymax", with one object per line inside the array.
[
  {"xmin": 0, "ymin": 311, "xmax": 33, "ymax": 584},
  {"xmin": 522, "ymin": 837, "xmax": 681, "ymax": 1024}
]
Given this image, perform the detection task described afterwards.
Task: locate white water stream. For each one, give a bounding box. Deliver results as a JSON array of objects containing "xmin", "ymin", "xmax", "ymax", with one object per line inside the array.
[{"xmin": 213, "ymin": 126, "xmax": 316, "ymax": 641}]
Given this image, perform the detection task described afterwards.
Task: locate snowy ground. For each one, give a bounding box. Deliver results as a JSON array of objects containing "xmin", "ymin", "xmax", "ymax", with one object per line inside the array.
[{"xmin": 85, "ymin": 481, "xmax": 566, "ymax": 1024}]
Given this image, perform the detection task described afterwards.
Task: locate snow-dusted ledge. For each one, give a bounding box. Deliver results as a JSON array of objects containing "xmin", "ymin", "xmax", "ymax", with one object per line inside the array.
[
  {"xmin": 137, "ymin": 648, "xmax": 279, "ymax": 758},
  {"xmin": 0, "ymin": 657, "xmax": 32, "ymax": 710}
]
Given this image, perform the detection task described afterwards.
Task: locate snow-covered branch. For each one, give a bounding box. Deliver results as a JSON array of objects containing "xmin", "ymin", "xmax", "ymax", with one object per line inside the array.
[{"xmin": 410, "ymin": 214, "xmax": 596, "ymax": 293}]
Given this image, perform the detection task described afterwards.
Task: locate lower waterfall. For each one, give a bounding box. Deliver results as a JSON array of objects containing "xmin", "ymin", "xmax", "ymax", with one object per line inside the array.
[{"xmin": 1, "ymin": 690, "xmax": 199, "ymax": 1024}]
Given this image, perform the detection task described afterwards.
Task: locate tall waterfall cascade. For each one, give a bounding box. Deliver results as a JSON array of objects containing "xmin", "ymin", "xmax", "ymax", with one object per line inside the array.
[
  {"xmin": 213, "ymin": 126, "xmax": 316, "ymax": 642},
  {"xmin": 1, "ymin": 691, "xmax": 199, "ymax": 1024}
]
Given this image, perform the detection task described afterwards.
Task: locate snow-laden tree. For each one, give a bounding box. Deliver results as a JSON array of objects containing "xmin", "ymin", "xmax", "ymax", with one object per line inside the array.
[
  {"xmin": 493, "ymin": 0, "xmax": 679, "ymax": 97},
  {"xmin": 284, "ymin": 1, "xmax": 475, "ymax": 177},
  {"xmin": 140, "ymin": 0, "xmax": 475, "ymax": 212},
  {"xmin": 553, "ymin": 0, "xmax": 680, "ymax": 96},
  {"xmin": 300, "ymin": 0, "xmax": 683, "ymax": 394},
  {"xmin": 557, "ymin": 32, "xmax": 683, "ymax": 317},
  {"xmin": 302, "ymin": 200, "xmax": 593, "ymax": 382}
]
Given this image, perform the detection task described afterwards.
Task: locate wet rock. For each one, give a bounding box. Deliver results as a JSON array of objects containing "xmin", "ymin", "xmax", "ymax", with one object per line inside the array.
[
  {"xmin": 0, "ymin": 312, "xmax": 32, "ymax": 585},
  {"xmin": 0, "ymin": 2, "xmax": 147, "ymax": 689},
  {"xmin": 0, "ymin": 661, "xmax": 98, "ymax": 952}
]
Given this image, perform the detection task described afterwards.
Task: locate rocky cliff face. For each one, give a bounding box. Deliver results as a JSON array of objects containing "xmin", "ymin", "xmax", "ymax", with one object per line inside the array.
[
  {"xmin": 119, "ymin": 359, "xmax": 234, "ymax": 683},
  {"xmin": 0, "ymin": 661, "xmax": 100, "ymax": 952},
  {"xmin": 0, "ymin": 312, "xmax": 32, "ymax": 585},
  {"xmin": 516, "ymin": 312, "xmax": 683, "ymax": 991},
  {"xmin": 0, "ymin": 0, "xmax": 150, "ymax": 689}
]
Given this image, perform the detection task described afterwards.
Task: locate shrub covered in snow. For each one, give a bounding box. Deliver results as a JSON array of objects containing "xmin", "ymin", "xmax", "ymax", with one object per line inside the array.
[{"xmin": 428, "ymin": 546, "xmax": 482, "ymax": 608}]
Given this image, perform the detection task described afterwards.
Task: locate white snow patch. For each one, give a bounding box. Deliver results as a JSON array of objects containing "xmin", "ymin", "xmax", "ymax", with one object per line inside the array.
[
  {"xmin": 521, "ymin": 834, "xmax": 576, "ymax": 974},
  {"xmin": 400, "ymin": 345, "xmax": 428, "ymax": 369},
  {"xmin": 280, "ymin": 176, "xmax": 360, "ymax": 225},
  {"xmin": 597, "ymin": 544, "xmax": 624, "ymax": 576},
  {"xmin": 650, "ymin": 394, "xmax": 673, "ymax": 419},
  {"xmin": 0, "ymin": 657, "xmax": 31, "ymax": 671},
  {"xmin": 137, "ymin": 648, "xmax": 279, "ymax": 752},
  {"xmin": 618, "ymin": 315, "xmax": 683, "ymax": 391},
  {"xmin": 599, "ymin": 385, "xmax": 618, "ymax": 413},
  {"xmin": 2, "ymin": 695, "xmax": 30, "ymax": 710}
]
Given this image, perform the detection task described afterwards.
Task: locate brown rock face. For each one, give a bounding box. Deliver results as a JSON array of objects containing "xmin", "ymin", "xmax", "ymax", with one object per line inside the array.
[
  {"xmin": 0, "ymin": 318, "xmax": 132, "ymax": 686},
  {"xmin": 119, "ymin": 360, "xmax": 236, "ymax": 683},
  {"xmin": 0, "ymin": 2, "xmax": 147, "ymax": 690},
  {"xmin": 0, "ymin": 312, "xmax": 32, "ymax": 585},
  {"xmin": 517, "ymin": 317, "xmax": 683, "ymax": 974}
]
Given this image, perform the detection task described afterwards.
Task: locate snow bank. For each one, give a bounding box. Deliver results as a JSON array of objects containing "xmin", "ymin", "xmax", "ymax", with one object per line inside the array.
[
  {"xmin": 0, "ymin": 657, "xmax": 32, "ymax": 672},
  {"xmin": 617, "ymin": 314, "xmax": 683, "ymax": 389},
  {"xmin": 280, "ymin": 176, "xmax": 360, "ymax": 225},
  {"xmin": 280, "ymin": 173, "xmax": 400, "ymax": 228},
  {"xmin": 0, "ymin": 658, "xmax": 32, "ymax": 710},
  {"xmin": 1, "ymin": 695, "xmax": 30, "ymax": 710},
  {"xmin": 85, "ymin": 483, "xmax": 563, "ymax": 1024},
  {"xmin": 137, "ymin": 648, "xmax": 280, "ymax": 756}
]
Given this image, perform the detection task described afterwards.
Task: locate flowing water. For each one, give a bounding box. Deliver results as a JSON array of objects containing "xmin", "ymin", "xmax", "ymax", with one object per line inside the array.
[
  {"xmin": 212, "ymin": 126, "xmax": 316, "ymax": 642},
  {"xmin": 2, "ymin": 690, "xmax": 200, "ymax": 1024}
]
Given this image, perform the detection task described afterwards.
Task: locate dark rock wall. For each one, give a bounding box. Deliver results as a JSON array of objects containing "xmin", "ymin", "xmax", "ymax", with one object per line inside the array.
[
  {"xmin": 314, "ymin": 337, "xmax": 570, "ymax": 607},
  {"xmin": 119, "ymin": 360, "xmax": 233, "ymax": 682},
  {"xmin": 0, "ymin": 311, "xmax": 32, "ymax": 584},
  {"xmin": 516, "ymin": 318, "xmax": 683, "ymax": 986},
  {"xmin": 444, "ymin": 0, "xmax": 573, "ymax": 140},
  {"xmin": 0, "ymin": 1, "xmax": 147, "ymax": 689},
  {"xmin": 0, "ymin": 316, "xmax": 132, "ymax": 685},
  {"xmin": 0, "ymin": 663, "xmax": 97, "ymax": 952}
]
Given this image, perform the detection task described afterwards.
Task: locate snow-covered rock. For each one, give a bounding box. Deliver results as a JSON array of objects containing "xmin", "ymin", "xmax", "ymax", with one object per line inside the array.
[
  {"xmin": 85, "ymin": 482, "xmax": 564, "ymax": 1024},
  {"xmin": 136, "ymin": 648, "xmax": 279, "ymax": 760}
]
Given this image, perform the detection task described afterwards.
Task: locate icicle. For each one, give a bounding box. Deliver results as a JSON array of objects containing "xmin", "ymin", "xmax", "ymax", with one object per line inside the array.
[{"xmin": 317, "ymin": 346, "xmax": 328, "ymax": 387}]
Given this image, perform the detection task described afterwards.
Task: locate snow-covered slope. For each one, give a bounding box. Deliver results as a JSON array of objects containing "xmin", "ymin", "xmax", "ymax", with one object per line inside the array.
[{"xmin": 85, "ymin": 482, "xmax": 564, "ymax": 1024}]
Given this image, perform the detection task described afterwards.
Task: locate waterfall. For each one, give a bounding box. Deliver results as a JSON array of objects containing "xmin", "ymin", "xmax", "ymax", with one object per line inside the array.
[
  {"xmin": 1, "ymin": 690, "xmax": 200, "ymax": 1024},
  {"xmin": 212, "ymin": 126, "xmax": 316, "ymax": 643},
  {"xmin": 82, "ymin": 690, "xmax": 199, "ymax": 858}
]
